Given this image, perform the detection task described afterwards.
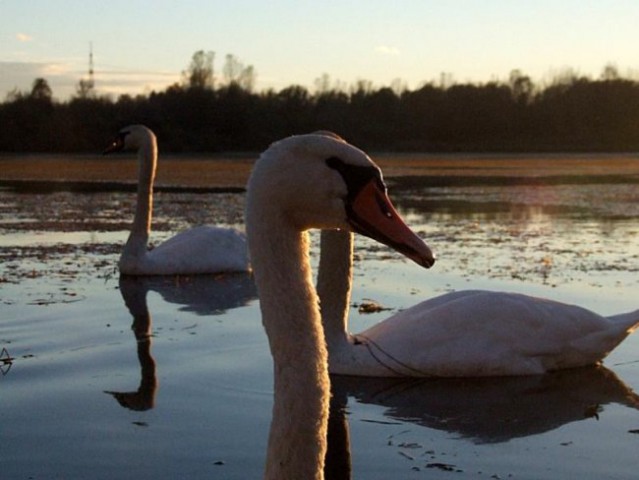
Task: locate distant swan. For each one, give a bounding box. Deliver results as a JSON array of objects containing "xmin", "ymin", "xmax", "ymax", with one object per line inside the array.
[
  {"xmin": 245, "ymin": 134, "xmax": 434, "ymax": 479},
  {"xmin": 103, "ymin": 125, "xmax": 249, "ymax": 275},
  {"xmin": 317, "ymin": 229, "xmax": 639, "ymax": 377}
]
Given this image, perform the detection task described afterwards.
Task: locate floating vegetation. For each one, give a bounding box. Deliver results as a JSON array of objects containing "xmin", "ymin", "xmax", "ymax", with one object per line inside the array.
[
  {"xmin": 1, "ymin": 164, "xmax": 638, "ymax": 305},
  {"xmin": 355, "ymin": 299, "xmax": 392, "ymax": 314}
]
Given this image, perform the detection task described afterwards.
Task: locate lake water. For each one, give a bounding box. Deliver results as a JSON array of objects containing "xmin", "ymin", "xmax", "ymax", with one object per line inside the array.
[{"xmin": 1, "ymin": 160, "xmax": 639, "ymax": 479}]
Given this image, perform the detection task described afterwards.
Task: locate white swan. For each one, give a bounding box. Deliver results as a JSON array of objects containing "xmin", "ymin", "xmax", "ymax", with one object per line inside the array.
[
  {"xmin": 103, "ymin": 125, "xmax": 249, "ymax": 275},
  {"xmin": 317, "ymin": 229, "xmax": 639, "ymax": 377},
  {"xmin": 245, "ymin": 134, "xmax": 434, "ymax": 480}
]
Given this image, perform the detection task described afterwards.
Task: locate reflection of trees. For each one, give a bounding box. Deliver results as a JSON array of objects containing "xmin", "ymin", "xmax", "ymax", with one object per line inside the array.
[
  {"xmin": 3, "ymin": 58, "xmax": 639, "ymax": 152},
  {"xmin": 392, "ymin": 177, "xmax": 639, "ymax": 223}
]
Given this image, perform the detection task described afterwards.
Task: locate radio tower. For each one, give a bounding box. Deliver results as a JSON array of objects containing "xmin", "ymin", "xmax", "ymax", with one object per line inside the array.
[
  {"xmin": 88, "ymin": 42, "xmax": 95, "ymax": 90},
  {"xmin": 76, "ymin": 42, "xmax": 96, "ymax": 97}
]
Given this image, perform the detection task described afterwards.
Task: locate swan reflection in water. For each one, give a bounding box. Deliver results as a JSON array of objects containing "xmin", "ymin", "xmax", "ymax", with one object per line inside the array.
[
  {"xmin": 322, "ymin": 367, "xmax": 639, "ymax": 478},
  {"xmin": 105, "ymin": 273, "xmax": 257, "ymax": 411},
  {"xmin": 331, "ymin": 366, "xmax": 639, "ymax": 445}
]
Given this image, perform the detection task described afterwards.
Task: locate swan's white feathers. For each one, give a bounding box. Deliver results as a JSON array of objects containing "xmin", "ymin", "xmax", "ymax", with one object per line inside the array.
[
  {"xmin": 355, "ymin": 291, "xmax": 639, "ymax": 376},
  {"xmin": 118, "ymin": 225, "xmax": 248, "ymax": 275}
]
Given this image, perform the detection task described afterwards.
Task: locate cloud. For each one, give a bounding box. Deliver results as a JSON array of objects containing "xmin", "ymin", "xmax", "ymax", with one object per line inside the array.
[
  {"xmin": 97, "ymin": 68, "xmax": 180, "ymax": 96},
  {"xmin": 16, "ymin": 33, "xmax": 33, "ymax": 42},
  {"xmin": 0, "ymin": 61, "xmax": 181, "ymax": 100},
  {"xmin": 375, "ymin": 45, "xmax": 401, "ymax": 56},
  {"xmin": 0, "ymin": 61, "xmax": 80, "ymax": 99}
]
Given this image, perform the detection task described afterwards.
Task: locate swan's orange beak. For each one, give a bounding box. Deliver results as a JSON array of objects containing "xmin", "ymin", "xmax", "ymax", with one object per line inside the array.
[{"xmin": 347, "ymin": 179, "xmax": 435, "ymax": 268}]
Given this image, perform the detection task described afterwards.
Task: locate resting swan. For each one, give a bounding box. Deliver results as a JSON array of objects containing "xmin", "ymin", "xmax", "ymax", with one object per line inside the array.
[
  {"xmin": 245, "ymin": 134, "xmax": 434, "ymax": 480},
  {"xmin": 317, "ymin": 229, "xmax": 639, "ymax": 377},
  {"xmin": 103, "ymin": 125, "xmax": 249, "ymax": 275}
]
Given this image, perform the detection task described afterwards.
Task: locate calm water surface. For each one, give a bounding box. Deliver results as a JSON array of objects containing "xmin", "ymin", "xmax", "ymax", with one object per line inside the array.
[{"xmin": 1, "ymin": 162, "xmax": 639, "ymax": 479}]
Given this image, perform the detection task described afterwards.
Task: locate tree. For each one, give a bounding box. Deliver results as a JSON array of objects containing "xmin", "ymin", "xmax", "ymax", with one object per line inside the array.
[
  {"xmin": 313, "ymin": 73, "xmax": 347, "ymax": 95},
  {"xmin": 30, "ymin": 78, "xmax": 53, "ymax": 101},
  {"xmin": 4, "ymin": 87, "xmax": 24, "ymax": 102},
  {"xmin": 3, "ymin": 61, "xmax": 639, "ymax": 153},
  {"xmin": 76, "ymin": 78, "xmax": 95, "ymax": 99},
  {"xmin": 509, "ymin": 69, "xmax": 534, "ymax": 105},
  {"xmin": 390, "ymin": 78, "xmax": 408, "ymax": 96},
  {"xmin": 222, "ymin": 54, "xmax": 242, "ymax": 85},
  {"xmin": 222, "ymin": 54, "xmax": 256, "ymax": 92},
  {"xmin": 238, "ymin": 65, "xmax": 256, "ymax": 92},
  {"xmin": 601, "ymin": 63, "xmax": 620, "ymax": 81},
  {"xmin": 183, "ymin": 50, "xmax": 215, "ymax": 89},
  {"xmin": 314, "ymin": 73, "xmax": 332, "ymax": 94}
]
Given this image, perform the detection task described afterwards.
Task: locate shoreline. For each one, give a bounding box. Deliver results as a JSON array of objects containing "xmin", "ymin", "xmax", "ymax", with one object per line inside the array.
[
  {"xmin": 1, "ymin": 153, "xmax": 638, "ymax": 191},
  {"xmin": 0, "ymin": 179, "xmax": 246, "ymax": 194}
]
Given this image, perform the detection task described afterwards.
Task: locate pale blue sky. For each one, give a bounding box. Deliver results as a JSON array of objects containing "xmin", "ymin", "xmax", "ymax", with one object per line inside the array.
[{"xmin": 1, "ymin": 0, "xmax": 638, "ymax": 100}]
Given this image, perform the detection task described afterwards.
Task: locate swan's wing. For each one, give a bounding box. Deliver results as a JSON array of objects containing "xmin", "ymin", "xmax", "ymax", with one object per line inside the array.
[
  {"xmin": 358, "ymin": 291, "xmax": 628, "ymax": 376},
  {"xmin": 146, "ymin": 225, "xmax": 249, "ymax": 274}
]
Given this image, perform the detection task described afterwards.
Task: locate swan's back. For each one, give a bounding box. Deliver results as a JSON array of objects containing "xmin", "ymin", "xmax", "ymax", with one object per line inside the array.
[
  {"xmin": 358, "ymin": 291, "xmax": 639, "ymax": 376},
  {"xmin": 119, "ymin": 225, "xmax": 249, "ymax": 275}
]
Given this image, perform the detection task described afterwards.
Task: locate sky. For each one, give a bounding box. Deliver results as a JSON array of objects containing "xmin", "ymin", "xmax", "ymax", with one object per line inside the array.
[{"xmin": 1, "ymin": 0, "xmax": 639, "ymax": 101}]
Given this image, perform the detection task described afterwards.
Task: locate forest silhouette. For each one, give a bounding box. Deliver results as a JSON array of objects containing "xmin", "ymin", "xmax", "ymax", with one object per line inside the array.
[{"xmin": 1, "ymin": 51, "xmax": 638, "ymax": 154}]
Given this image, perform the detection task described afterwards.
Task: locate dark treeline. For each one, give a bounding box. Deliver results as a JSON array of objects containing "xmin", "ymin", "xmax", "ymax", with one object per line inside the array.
[{"xmin": 2, "ymin": 53, "xmax": 639, "ymax": 153}]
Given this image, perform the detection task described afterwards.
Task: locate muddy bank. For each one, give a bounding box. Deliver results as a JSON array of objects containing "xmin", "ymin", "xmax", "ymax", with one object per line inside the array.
[{"xmin": 2, "ymin": 152, "xmax": 638, "ymax": 192}]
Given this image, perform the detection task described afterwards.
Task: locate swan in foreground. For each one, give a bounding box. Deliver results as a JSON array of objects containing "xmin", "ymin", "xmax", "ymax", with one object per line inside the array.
[
  {"xmin": 246, "ymin": 134, "xmax": 434, "ymax": 479},
  {"xmin": 317, "ymin": 229, "xmax": 639, "ymax": 377},
  {"xmin": 103, "ymin": 125, "xmax": 249, "ymax": 275}
]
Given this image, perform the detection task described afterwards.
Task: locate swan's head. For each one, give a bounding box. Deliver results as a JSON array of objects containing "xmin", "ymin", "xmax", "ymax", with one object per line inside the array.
[
  {"xmin": 103, "ymin": 124, "xmax": 155, "ymax": 154},
  {"xmin": 247, "ymin": 134, "xmax": 435, "ymax": 268}
]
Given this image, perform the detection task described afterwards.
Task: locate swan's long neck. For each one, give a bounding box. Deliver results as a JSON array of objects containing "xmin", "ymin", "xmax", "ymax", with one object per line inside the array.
[
  {"xmin": 247, "ymin": 208, "xmax": 330, "ymax": 480},
  {"xmin": 317, "ymin": 230, "xmax": 409, "ymax": 376},
  {"xmin": 124, "ymin": 137, "xmax": 157, "ymax": 258},
  {"xmin": 317, "ymin": 230, "xmax": 354, "ymax": 349}
]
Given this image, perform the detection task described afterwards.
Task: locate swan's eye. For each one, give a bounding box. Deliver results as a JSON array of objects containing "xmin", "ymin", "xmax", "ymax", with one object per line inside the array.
[
  {"xmin": 372, "ymin": 178, "xmax": 393, "ymax": 218},
  {"xmin": 103, "ymin": 130, "xmax": 130, "ymax": 154},
  {"xmin": 375, "ymin": 190, "xmax": 393, "ymax": 219}
]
